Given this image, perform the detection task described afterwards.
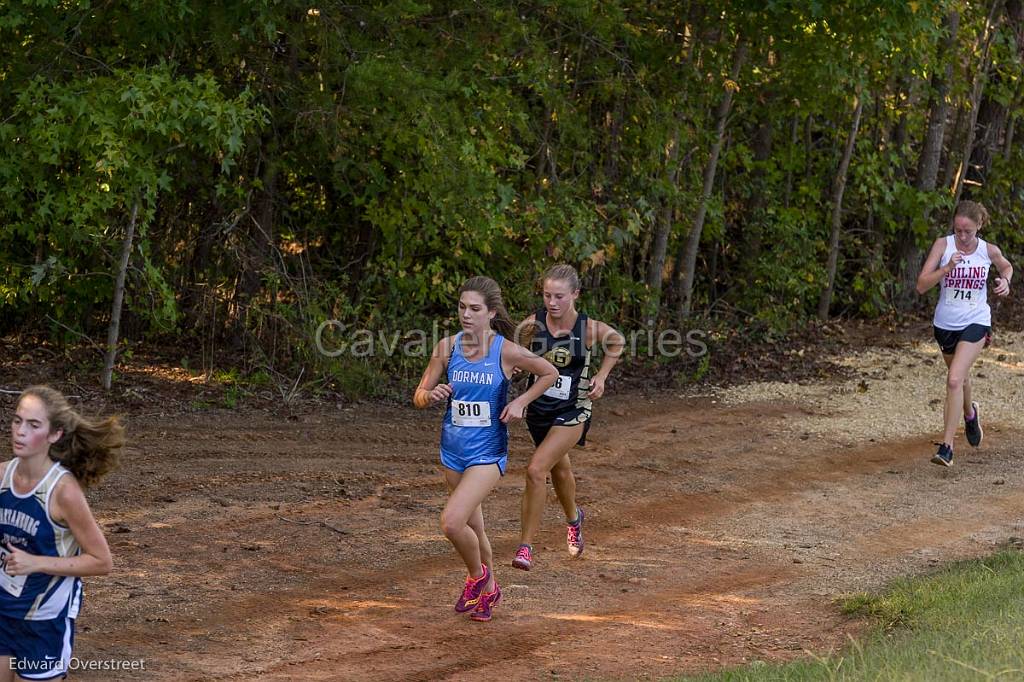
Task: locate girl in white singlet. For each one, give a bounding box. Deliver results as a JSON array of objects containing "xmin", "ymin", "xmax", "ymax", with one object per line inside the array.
[{"xmin": 916, "ymin": 201, "xmax": 1013, "ymax": 466}]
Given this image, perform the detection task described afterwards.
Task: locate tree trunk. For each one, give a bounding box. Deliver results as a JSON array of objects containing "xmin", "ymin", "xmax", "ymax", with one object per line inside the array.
[
  {"xmin": 951, "ymin": 0, "xmax": 1002, "ymax": 207},
  {"xmin": 1002, "ymin": 80, "xmax": 1023, "ymax": 161},
  {"xmin": 536, "ymin": 103, "xmax": 555, "ymax": 186},
  {"xmin": 102, "ymin": 199, "xmax": 141, "ymax": 391},
  {"xmin": 231, "ymin": 154, "xmax": 278, "ymax": 350},
  {"xmin": 1003, "ymin": 1, "xmax": 1024, "ymax": 160},
  {"xmin": 966, "ymin": 92, "xmax": 1005, "ymax": 186},
  {"xmin": 603, "ymin": 92, "xmax": 625, "ymax": 190},
  {"xmin": 1004, "ymin": 114, "xmax": 1018, "ymax": 160},
  {"xmin": 917, "ymin": 12, "xmax": 960, "ymax": 191},
  {"xmin": 952, "ymin": 78, "xmax": 991, "ymax": 202},
  {"xmin": 645, "ymin": 123, "xmax": 684, "ymax": 328},
  {"xmin": 818, "ymin": 89, "xmax": 864, "ymax": 320},
  {"xmin": 803, "ymin": 113, "xmax": 815, "ymax": 181},
  {"xmin": 890, "ymin": 68, "xmax": 921, "ymax": 181},
  {"xmin": 895, "ymin": 10, "xmax": 959, "ymax": 311},
  {"xmin": 744, "ymin": 114, "xmax": 774, "ymax": 286},
  {"xmin": 182, "ymin": 170, "xmax": 227, "ymax": 333},
  {"xmin": 783, "ymin": 114, "xmax": 799, "ymax": 207},
  {"xmin": 940, "ymin": 104, "xmax": 967, "ymax": 190},
  {"xmin": 674, "ymin": 38, "xmax": 748, "ymax": 320}
]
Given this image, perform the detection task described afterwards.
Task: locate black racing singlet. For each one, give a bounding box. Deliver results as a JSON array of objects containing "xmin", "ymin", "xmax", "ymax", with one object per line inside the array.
[{"xmin": 526, "ymin": 309, "xmax": 592, "ymax": 422}]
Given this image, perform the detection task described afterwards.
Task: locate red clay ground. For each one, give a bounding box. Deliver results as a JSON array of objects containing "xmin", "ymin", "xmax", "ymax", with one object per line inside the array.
[
  {"xmin": 53, "ymin": 393, "xmax": 1024, "ymax": 679},
  {"xmin": 3, "ymin": 324, "xmax": 1024, "ymax": 680}
]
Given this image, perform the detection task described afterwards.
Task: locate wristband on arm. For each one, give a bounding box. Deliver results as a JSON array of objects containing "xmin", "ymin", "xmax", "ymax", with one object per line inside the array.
[{"xmin": 413, "ymin": 388, "xmax": 432, "ymax": 408}]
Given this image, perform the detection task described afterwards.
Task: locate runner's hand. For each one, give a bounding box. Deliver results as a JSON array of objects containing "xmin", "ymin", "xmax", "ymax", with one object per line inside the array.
[
  {"xmin": 429, "ymin": 384, "xmax": 453, "ymax": 404},
  {"xmin": 945, "ymin": 252, "xmax": 963, "ymax": 272},
  {"xmin": 587, "ymin": 375, "xmax": 607, "ymax": 400},
  {"xmin": 3, "ymin": 544, "xmax": 38, "ymax": 576},
  {"xmin": 994, "ymin": 277, "xmax": 1011, "ymax": 297},
  {"xmin": 500, "ymin": 398, "xmax": 526, "ymax": 423}
]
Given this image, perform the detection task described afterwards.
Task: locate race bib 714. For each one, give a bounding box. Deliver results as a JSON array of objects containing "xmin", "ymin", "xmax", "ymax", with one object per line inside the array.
[{"xmin": 945, "ymin": 287, "xmax": 978, "ymax": 308}]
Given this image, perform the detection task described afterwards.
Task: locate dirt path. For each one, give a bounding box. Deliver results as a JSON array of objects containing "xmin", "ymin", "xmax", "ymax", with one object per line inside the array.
[{"xmin": 61, "ymin": 333, "xmax": 1024, "ymax": 680}]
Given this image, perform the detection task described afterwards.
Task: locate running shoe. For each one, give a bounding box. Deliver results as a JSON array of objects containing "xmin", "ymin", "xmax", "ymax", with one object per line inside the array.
[
  {"xmin": 512, "ymin": 544, "xmax": 533, "ymax": 571},
  {"xmin": 567, "ymin": 507, "xmax": 585, "ymax": 558},
  {"xmin": 965, "ymin": 401, "xmax": 983, "ymax": 447},
  {"xmin": 931, "ymin": 443, "xmax": 953, "ymax": 467},
  {"xmin": 469, "ymin": 582, "xmax": 502, "ymax": 622},
  {"xmin": 454, "ymin": 564, "xmax": 490, "ymax": 612}
]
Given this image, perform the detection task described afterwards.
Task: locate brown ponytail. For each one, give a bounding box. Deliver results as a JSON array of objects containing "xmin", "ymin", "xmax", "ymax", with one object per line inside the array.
[
  {"xmin": 459, "ymin": 276, "xmax": 517, "ymax": 339},
  {"xmin": 19, "ymin": 386, "xmax": 124, "ymax": 488}
]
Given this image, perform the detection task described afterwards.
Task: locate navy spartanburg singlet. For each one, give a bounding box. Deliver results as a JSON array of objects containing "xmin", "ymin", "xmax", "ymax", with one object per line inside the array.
[{"xmin": 0, "ymin": 460, "xmax": 82, "ymax": 621}]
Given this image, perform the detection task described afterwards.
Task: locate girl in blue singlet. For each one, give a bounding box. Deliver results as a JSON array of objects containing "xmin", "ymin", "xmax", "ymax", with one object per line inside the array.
[
  {"xmin": 413, "ymin": 276, "xmax": 557, "ymax": 622},
  {"xmin": 916, "ymin": 201, "xmax": 1013, "ymax": 467},
  {"xmin": 1, "ymin": 386, "xmax": 124, "ymax": 681},
  {"xmin": 512, "ymin": 264, "xmax": 624, "ymax": 572}
]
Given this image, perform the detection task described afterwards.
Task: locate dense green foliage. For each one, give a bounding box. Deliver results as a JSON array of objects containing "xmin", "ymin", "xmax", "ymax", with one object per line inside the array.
[
  {"xmin": 680, "ymin": 548, "xmax": 1024, "ymax": 681},
  {"xmin": 1, "ymin": 1, "xmax": 1022, "ymax": 386}
]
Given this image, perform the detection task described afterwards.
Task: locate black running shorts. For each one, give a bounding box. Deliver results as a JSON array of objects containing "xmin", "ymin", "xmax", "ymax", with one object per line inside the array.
[
  {"xmin": 526, "ymin": 409, "xmax": 591, "ymax": 448},
  {"xmin": 933, "ymin": 324, "xmax": 991, "ymax": 355}
]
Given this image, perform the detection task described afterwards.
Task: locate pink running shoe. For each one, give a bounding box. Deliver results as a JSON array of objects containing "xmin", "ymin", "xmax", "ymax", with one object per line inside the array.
[
  {"xmin": 454, "ymin": 564, "xmax": 490, "ymax": 612},
  {"xmin": 470, "ymin": 582, "xmax": 502, "ymax": 622},
  {"xmin": 511, "ymin": 544, "xmax": 533, "ymax": 571},
  {"xmin": 567, "ymin": 507, "xmax": 585, "ymax": 558}
]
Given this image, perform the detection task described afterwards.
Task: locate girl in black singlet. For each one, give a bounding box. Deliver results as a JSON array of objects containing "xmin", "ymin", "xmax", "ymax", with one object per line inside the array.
[{"xmin": 511, "ymin": 265, "xmax": 624, "ymax": 571}]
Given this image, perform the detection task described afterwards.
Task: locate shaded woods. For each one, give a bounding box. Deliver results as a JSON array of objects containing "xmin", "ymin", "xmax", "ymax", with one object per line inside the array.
[{"xmin": 1, "ymin": 1, "xmax": 1022, "ymax": 391}]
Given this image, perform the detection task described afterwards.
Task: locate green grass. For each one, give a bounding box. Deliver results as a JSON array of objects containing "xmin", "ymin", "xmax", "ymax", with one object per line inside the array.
[{"xmin": 680, "ymin": 549, "xmax": 1024, "ymax": 681}]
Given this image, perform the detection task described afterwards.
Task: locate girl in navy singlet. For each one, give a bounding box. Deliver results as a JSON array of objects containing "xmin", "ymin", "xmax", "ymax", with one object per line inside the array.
[
  {"xmin": 916, "ymin": 201, "xmax": 1013, "ymax": 467},
  {"xmin": 1, "ymin": 386, "xmax": 123, "ymax": 681},
  {"xmin": 512, "ymin": 264, "xmax": 624, "ymax": 572},
  {"xmin": 413, "ymin": 276, "xmax": 557, "ymax": 622}
]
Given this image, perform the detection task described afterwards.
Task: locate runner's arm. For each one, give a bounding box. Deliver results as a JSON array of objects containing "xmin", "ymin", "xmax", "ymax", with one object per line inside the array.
[
  {"xmin": 916, "ymin": 237, "xmax": 956, "ymax": 294},
  {"xmin": 499, "ymin": 343, "xmax": 557, "ymax": 423},
  {"xmin": 989, "ymin": 243, "xmax": 1013, "ymax": 297},
  {"xmin": 587, "ymin": 319, "xmax": 625, "ymax": 400},
  {"xmin": 4, "ymin": 478, "xmax": 112, "ymax": 577},
  {"xmin": 413, "ymin": 336, "xmax": 455, "ymax": 408}
]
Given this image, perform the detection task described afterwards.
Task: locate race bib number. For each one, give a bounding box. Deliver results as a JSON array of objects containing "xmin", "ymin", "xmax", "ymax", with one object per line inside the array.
[
  {"xmin": 945, "ymin": 287, "xmax": 978, "ymax": 308},
  {"xmin": 451, "ymin": 400, "xmax": 491, "ymax": 427},
  {"xmin": 0, "ymin": 546, "xmax": 27, "ymax": 597},
  {"xmin": 543, "ymin": 375, "xmax": 572, "ymax": 400}
]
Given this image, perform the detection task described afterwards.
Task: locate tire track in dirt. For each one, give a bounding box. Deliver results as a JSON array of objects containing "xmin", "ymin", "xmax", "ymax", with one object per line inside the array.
[
  {"xmin": 71, "ymin": 396, "xmax": 1024, "ymax": 680},
  {"xmin": 204, "ymin": 566, "xmax": 794, "ymax": 682}
]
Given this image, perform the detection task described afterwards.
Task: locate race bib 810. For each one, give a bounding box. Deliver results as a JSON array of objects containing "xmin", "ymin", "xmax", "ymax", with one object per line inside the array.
[{"xmin": 451, "ymin": 400, "xmax": 491, "ymax": 427}]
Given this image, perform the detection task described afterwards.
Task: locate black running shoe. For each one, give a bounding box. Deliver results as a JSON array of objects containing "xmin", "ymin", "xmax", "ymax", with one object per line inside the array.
[
  {"xmin": 931, "ymin": 443, "xmax": 953, "ymax": 467},
  {"xmin": 965, "ymin": 401, "xmax": 983, "ymax": 447}
]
